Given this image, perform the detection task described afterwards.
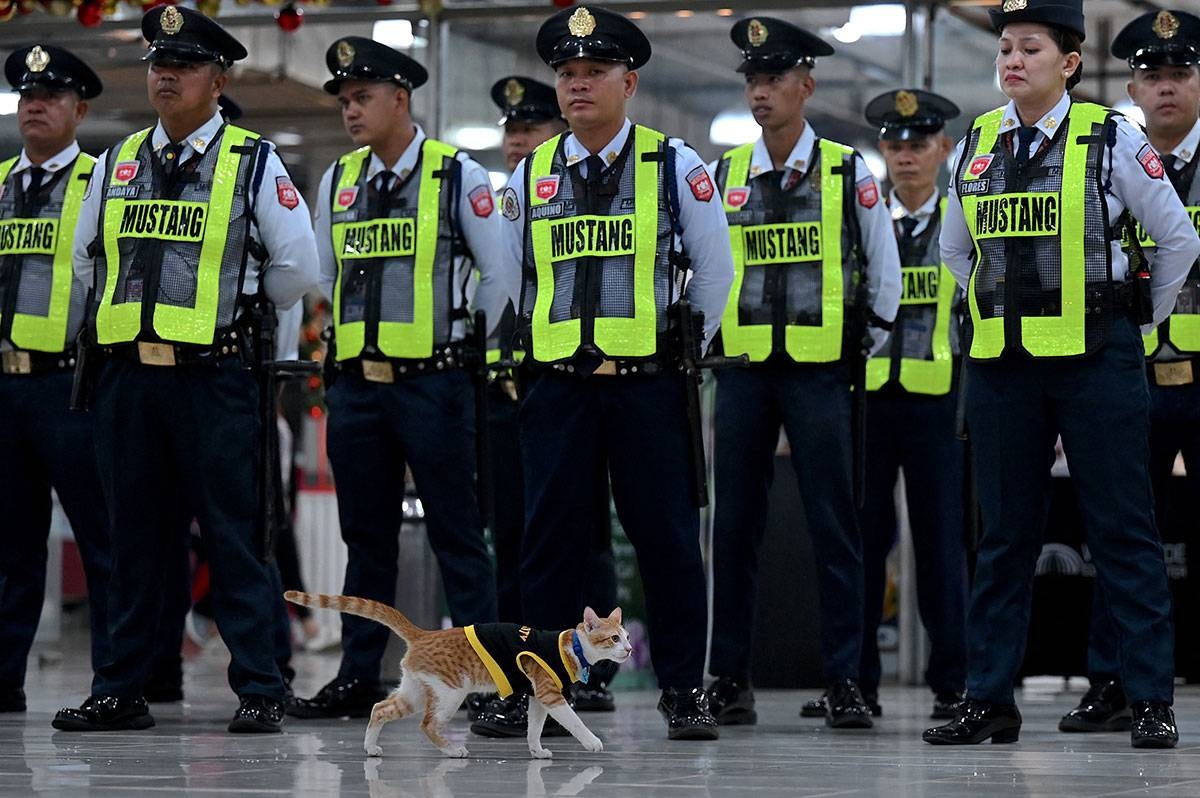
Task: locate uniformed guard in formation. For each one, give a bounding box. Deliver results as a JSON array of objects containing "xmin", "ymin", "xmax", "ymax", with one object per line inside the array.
[
  {"xmin": 3, "ymin": 0, "xmax": 1195, "ymax": 750},
  {"xmin": 1059, "ymin": 7, "xmax": 1200, "ymax": 738},
  {"xmin": 494, "ymin": 5, "xmax": 734, "ymax": 740},
  {"xmin": 858, "ymin": 88, "xmax": 967, "ymax": 721},
  {"xmin": 925, "ymin": 0, "xmax": 1197, "ymax": 749},
  {"xmin": 0, "ymin": 44, "xmax": 111, "ymax": 717},
  {"xmin": 705, "ymin": 16, "xmax": 900, "ymax": 730},
  {"xmin": 289, "ymin": 35, "xmax": 503, "ymax": 720},
  {"xmin": 53, "ymin": 5, "xmax": 319, "ymax": 734}
]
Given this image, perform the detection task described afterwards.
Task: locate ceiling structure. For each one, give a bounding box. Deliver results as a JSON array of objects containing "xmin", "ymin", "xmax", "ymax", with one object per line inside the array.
[{"xmin": 0, "ymin": 1, "xmax": 1178, "ymax": 189}]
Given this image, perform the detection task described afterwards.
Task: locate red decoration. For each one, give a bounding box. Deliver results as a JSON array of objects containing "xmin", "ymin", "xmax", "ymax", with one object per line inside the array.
[
  {"xmin": 375, "ymin": 0, "xmax": 392, "ymax": 5},
  {"xmin": 275, "ymin": 2, "xmax": 302, "ymax": 31},
  {"xmin": 552, "ymin": 0, "xmax": 574, "ymax": 7},
  {"xmin": 77, "ymin": 0, "xmax": 103, "ymax": 26}
]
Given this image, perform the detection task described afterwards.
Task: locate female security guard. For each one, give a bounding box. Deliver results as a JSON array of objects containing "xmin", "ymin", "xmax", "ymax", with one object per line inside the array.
[{"xmin": 925, "ymin": 0, "xmax": 1199, "ymax": 749}]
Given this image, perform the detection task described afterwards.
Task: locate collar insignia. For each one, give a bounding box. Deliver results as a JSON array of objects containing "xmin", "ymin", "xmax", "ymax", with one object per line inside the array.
[
  {"xmin": 161, "ymin": 6, "xmax": 184, "ymax": 35},
  {"xmin": 568, "ymin": 7, "xmax": 597, "ymax": 38},
  {"xmin": 25, "ymin": 46, "xmax": 49, "ymax": 73},
  {"xmin": 504, "ymin": 78, "xmax": 524, "ymax": 108},
  {"xmin": 894, "ymin": 90, "xmax": 919, "ymax": 118},
  {"xmin": 1154, "ymin": 11, "xmax": 1180, "ymax": 40},
  {"xmin": 747, "ymin": 19, "xmax": 769, "ymax": 48}
]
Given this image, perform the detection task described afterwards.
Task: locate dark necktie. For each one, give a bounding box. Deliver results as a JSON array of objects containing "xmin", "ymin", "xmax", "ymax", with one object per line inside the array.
[
  {"xmin": 25, "ymin": 166, "xmax": 45, "ymax": 196},
  {"xmin": 899, "ymin": 216, "xmax": 919, "ymax": 238},
  {"xmin": 1014, "ymin": 125, "xmax": 1038, "ymax": 167},
  {"xmin": 161, "ymin": 142, "xmax": 184, "ymax": 181},
  {"xmin": 585, "ymin": 154, "xmax": 605, "ymax": 190},
  {"xmin": 1160, "ymin": 153, "xmax": 1186, "ymax": 193}
]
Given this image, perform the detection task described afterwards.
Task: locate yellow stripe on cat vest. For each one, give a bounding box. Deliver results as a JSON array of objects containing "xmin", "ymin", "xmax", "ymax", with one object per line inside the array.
[
  {"xmin": 464, "ymin": 625, "xmax": 514, "ymax": 697},
  {"xmin": 516, "ymin": 651, "xmax": 565, "ymax": 692}
]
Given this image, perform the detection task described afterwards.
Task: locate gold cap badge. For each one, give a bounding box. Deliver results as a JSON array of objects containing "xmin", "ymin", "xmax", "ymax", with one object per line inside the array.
[
  {"xmin": 1153, "ymin": 11, "xmax": 1180, "ymax": 40},
  {"xmin": 504, "ymin": 78, "xmax": 524, "ymax": 107},
  {"xmin": 1002, "ymin": 0, "xmax": 1027, "ymax": 12},
  {"xmin": 25, "ymin": 46, "xmax": 49, "ymax": 74},
  {"xmin": 747, "ymin": 19, "xmax": 769, "ymax": 48},
  {"xmin": 160, "ymin": 6, "xmax": 184, "ymax": 35},
  {"xmin": 894, "ymin": 90, "xmax": 919, "ymax": 118},
  {"xmin": 568, "ymin": 7, "xmax": 597, "ymax": 38},
  {"xmin": 337, "ymin": 40, "xmax": 355, "ymax": 68}
]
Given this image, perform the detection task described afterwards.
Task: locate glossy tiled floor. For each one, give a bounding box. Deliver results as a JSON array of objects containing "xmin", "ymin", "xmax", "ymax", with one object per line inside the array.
[{"xmin": 5, "ymin": 629, "xmax": 1199, "ymax": 797}]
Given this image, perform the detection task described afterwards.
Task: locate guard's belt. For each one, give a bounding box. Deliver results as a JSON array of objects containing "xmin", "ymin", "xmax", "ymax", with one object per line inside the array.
[{"xmin": 1, "ymin": 348, "xmax": 77, "ymax": 375}]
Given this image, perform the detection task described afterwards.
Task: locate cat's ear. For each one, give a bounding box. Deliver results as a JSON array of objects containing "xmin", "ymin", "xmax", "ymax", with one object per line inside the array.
[
  {"xmin": 583, "ymin": 606, "xmax": 601, "ymax": 631},
  {"xmin": 608, "ymin": 607, "xmax": 622, "ymax": 625}
]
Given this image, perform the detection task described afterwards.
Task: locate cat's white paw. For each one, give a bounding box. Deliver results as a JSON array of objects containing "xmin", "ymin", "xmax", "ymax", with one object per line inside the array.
[
  {"xmin": 365, "ymin": 745, "xmax": 383, "ymax": 758},
  {"xmin": 581, "ymin": 734, "xmax": 603, "ymax": 753},
  {"xmin": 529, "ymin": 746, "xmax": 553, "ymax": 759},
  {"xmin": 442, "ymin": 745, "xmax": 470, "ymax": 759}
]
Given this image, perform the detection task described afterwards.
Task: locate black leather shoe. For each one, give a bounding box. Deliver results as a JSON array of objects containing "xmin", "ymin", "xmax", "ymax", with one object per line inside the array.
[
  {"xmin": 52, "ymin": 696, "xmax": 155, "ymax": 732},
  {"xmin": 931, "ymin": 690, "xmax": 964, "ymax": 720},
  {"xmin": 469, "ymin": 693, "xmax": 571, "ymax": 738},
  {"xmin": 923, "ymin": 699, "xmax": 1020, "ymax": 745},
  {"xmin": 706, "ymin": 676, "xmax": 756, "ymax": 726},
  {"xmin": 229, "ymin": 695, "xmax": 284, "ymax": 733},
  {"xmin": 286, "ymin": 677, "xmax": 386, "ymax": 719},
  {"xmin": 1130, "ymin": 700, "xmax": 1178, "ymax": 749},
  {"xmin": 862, "ymin": 691, "xmax": 883, "ymax": 718},
  {"xmin": 0, "ymin": 686, "xmax": 26, "ymax": 713},
  {"xmin": 571, "ymin": 682, "xmax": 615, "ymax": 712},
  {"xmin": 1058, "ymin": 680, "xmax": 1131, "ymax": 732},
  {"xmin": 826, "ymin": 679, "xmax": 873, "ymax": 729},
  {"xmin": 463, "ymin": 692, "xmax": 495, "ymax": 723},
  {"xmin": 800, "ymin": 692, "xmax": 827, "ymax": 718},
  {"xmin": 658, "ymin": 688, "xmax": 719, "ymax": 740}
]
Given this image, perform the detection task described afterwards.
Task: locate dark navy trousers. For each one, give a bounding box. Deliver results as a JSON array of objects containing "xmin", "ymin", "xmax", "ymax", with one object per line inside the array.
[
  {"xmin": 964, "ymin": 317, "xmax": 1174, "ymax": 704},
  {"xmin": 92, "ymin": 358, "xmax": 285, "ymax": 700},
  {"xmin": 1085, "ymin": 376, "xmax": 1200, "ymax": 683},
  {"xmin": 0, "ymin": 371, "xmax": 111, "ymax": 689},
  {"xmin": 326, "ymin": 369, "xmax": 497, "ymax": 682},
  {"xmin": 858, "ymin": 388, "xmax": 967, "ymax": 696},
  {"xmin": 708, "ymin": 363, "xmax": 865, "ymax": 684},
  {"xmin": 518, "ymin": 370, "xmax": 705, "ymax": 690}
]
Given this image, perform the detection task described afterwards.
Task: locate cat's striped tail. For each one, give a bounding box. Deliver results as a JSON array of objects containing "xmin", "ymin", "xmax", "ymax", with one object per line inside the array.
[{"xmin": 283, "ymin": 591, "xmax": 423, "ymax": 641}]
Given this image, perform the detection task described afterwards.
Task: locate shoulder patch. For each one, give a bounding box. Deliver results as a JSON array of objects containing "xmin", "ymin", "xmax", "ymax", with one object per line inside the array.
[
  {"xmin": 469, "ymin": 184, "xmax": 494, "ymax": 217},
  {"xmin": 275, "ymin": 176, "xmax": 300, "ymax": 210},
  {"xmin": 966, "ymin": 154, "xmax": 995, "ymax": 179},
  {"xmin": 686, "ymin": 165, "xmax": 714, "ymax": 202},
  {"xmin": 856, "ymin": 176, "xmax": 879, "ymax": 209},
  {"xmin": 500, "ymin": 186, "xmax": 520, "ymax": 221},
  {"xmin": 1137, "ymin": 143, "xmax": 1165, "ymax": 179}
]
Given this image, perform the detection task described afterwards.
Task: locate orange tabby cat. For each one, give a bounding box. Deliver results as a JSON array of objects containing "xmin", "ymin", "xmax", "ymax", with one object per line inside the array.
[{"xmin": 284, "ymin": 591, "xmax": 632, "ymax": 759}]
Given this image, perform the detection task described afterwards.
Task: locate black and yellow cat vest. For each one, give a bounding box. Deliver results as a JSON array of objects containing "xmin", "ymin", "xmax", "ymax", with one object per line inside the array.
[{"xmin": 464, "ymin": 624, "xmax": 581, "ymax": 698}]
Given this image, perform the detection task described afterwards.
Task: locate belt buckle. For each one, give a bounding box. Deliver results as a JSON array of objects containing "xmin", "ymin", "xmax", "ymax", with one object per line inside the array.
[
  {"xmin": 362, "ymin": 360, "xmax": 395, "ymax": 384},
  {"xmin": 1, "ymin": 350, "xmax": 31, "ymax": 375},
  {"xmin": 1153, "ymin": 360, "xmax": 1194, "ymax": 386},
  {"xmin": 593, "ymin": 359, "xmax": 618, "ymax": 376},
  {"xmin": 137, "ymin": 341, "xmax": 177, "ymax": 367}
]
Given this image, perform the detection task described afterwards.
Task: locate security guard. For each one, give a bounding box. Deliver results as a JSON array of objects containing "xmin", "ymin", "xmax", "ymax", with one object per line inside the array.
[
  {"xmin": 290, "ymin": 36, "xmax": 502, "ymax": 720},
  {"xmin": 495, "ymin": 6, "xmax": 734, "ymax": 740},
  {"xmin": 0, "ymin": 45, "xmax": 110, "ymax": 715},
  {"xmin": 54, "ymin": 6, "xmax": 319, "ymax": 733},
  {"xmin": 493, "ymin": 76, "xmax": 566, "ymax": 172},
  {"xmin": 925, "ymin": 0, "xmax": 1198, "ymax": 749},
  {"xmin": 705, "ymin": 17, "xmax": 901, "ymax": 729},
  {"xmin": 478, "ymin": 74, "xmax": 620, "ymax": 723},
  {"xmin": 856, "ymin": 89, "xmax": 968, "ymax": 721},
  {"xmin": 1058, "ymin": 8, "xmax": 1200, "ymax": 736}
]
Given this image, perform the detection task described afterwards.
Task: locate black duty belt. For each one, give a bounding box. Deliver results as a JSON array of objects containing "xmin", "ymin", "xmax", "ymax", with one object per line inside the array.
[
  {"xmin": 105, "ymin": 326, "xmax": 246, "ymax": 368},
  {"xmin": 1148, "ymin": 356, "xmax": 1196, "ymax": 387},
  {"xmin": 344, "ymin": 344, "xmax": 466, "ymax": 384},
  {"xmin": 1, "ymin": 348, "xmax": 77, "ymax": 375},
  {"xmin": 540, "ymin": 351, "xmax": 672, "ymax": 378}
]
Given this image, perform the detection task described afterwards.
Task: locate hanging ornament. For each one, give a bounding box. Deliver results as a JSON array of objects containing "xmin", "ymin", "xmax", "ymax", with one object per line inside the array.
[
  {"xmin": 196, "ymin": 0, "xmax": 220, "ymax": 17},
  {"xmin": 46, "ymin": 0, "xmax": 73, "ymax": 15},
  {"xmin": 275, "ymin": 1, "xmax": 301, "ymax": 32},
  {"xmin": 551, "ymin": 0, "xmax": 574, "ymax": 7},
  {"xmin": 375, "ymin": 0, "xmax": 392, "ymax": 6},
  {"xmin": 0, "ymin": 0, "xmax": 17, "ymax": 22},
  {"xmin": 77, "ymin": 0, "xmax": 102, "ymax": 25}
]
